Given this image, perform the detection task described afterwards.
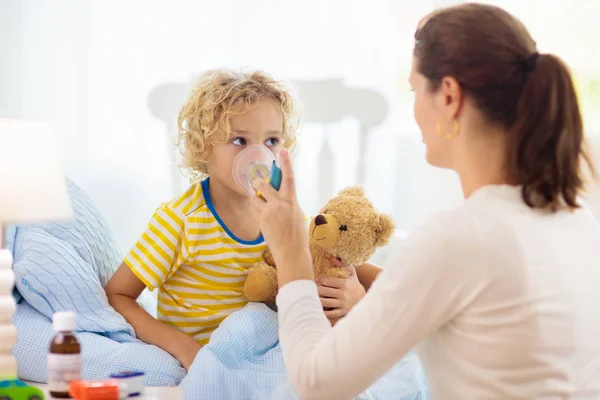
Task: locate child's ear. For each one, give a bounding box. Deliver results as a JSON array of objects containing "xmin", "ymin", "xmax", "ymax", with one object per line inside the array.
[
  {"xmin": 374, "ymin": 213, "xmax": 395, "ymax": 247},
  {"xmin": 338, "ymin": 186, "xmax": 365, "ymax": 197}
]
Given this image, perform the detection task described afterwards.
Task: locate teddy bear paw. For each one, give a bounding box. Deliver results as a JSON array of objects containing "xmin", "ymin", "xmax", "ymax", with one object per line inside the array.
[{"xmin": 243, "ymin": 272, "xmax": 277, "ymax": 303}]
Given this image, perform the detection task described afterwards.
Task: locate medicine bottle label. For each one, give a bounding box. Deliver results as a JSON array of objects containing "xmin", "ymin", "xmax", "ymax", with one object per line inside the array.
[{"xmin": 47, "ymin": 353, "xmax": 81, "ymax": 392}]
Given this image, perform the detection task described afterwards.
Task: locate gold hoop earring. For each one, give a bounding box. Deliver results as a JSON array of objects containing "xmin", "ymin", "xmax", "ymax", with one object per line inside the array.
[{"xmin": 436, "ymin": 118, "xmax": 459, "ymax": 139}]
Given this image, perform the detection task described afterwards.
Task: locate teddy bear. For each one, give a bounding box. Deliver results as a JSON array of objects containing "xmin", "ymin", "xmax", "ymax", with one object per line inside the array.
[{"xmin": 243, "ymin": 186, "xmax": 395, "ymax": 324}]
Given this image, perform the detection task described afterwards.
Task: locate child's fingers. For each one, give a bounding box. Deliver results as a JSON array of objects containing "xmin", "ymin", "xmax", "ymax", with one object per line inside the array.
[
  {"xmin": 278, "ymin": 149, "xmax": 297, "ymax": 200},
  {"xmin": 320, "ymin": 297, "xmax": 341, "ymax": 309},
  {"xmin": 317, "ymin": 285, "xmax": 341, "ymax": 299},
  {"xmin": 325, "ymin": 309, "xmax": 344, "ymax": 319},
  {"xmin": 319, "ymin": 276, "xmax": 346, "ymax": 289}
]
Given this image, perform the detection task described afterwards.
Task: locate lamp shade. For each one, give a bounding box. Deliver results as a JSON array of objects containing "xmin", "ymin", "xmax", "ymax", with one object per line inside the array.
[{"xmin": 0, "ymin": 119, "xmax": 73, "ymax": 224}]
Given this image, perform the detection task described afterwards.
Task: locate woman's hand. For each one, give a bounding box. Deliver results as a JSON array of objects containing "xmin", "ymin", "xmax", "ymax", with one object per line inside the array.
[
  {"xmin": 252, "ymin": 149, "xmax": 312, "ymax": 283},
  {"xmin": 318, "ymin": 262, "xmax": 366, "ymax": 319}
]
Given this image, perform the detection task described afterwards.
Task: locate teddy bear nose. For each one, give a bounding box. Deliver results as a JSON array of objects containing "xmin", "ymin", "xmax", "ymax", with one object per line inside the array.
[{"xmin": 314, "ymin": 215, "xmax": 328, "ymax": 226}]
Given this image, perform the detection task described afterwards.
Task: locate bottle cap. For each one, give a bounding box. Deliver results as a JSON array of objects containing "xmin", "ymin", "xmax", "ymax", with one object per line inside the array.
[
  {"xmin": 53, "ymin": 311, "xmax": 77, "ymax": 332},
  {"xmin": 232, "ymin": 145, "xmax": 275, "ymax": 196}
]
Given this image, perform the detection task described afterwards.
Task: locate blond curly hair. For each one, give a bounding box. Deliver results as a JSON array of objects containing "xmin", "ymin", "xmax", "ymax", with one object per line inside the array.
[{"xmin": 177, "ymin": 69, "xmax": 299, "ymax": 181}]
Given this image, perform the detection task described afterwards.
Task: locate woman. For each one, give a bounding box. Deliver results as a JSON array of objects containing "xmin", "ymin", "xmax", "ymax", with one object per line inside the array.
[{"xmin": 252, "ymin": 3, "xmax": 600, "ymax": 400}]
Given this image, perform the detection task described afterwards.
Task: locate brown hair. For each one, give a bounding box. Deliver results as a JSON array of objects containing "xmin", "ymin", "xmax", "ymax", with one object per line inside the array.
[{"xmin": 414, "ymin": 3, "xmax": 596, "ymax": 211}]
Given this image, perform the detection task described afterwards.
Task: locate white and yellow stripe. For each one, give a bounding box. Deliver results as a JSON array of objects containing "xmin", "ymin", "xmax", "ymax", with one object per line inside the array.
[{"xmin": 124, "ymin": 180, "xmax": 266, "ymax": 345}]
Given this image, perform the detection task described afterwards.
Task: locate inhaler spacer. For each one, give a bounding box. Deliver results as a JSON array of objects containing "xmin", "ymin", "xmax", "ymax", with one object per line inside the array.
[{"xmin": 232, "ymin": 144, "xmax": 278, "ymax": 196}]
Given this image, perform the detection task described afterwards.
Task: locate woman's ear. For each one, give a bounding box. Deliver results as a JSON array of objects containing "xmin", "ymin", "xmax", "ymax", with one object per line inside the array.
[{"xmin": 439, "ymin": 76, "xmax": 463, "ymax": 120}]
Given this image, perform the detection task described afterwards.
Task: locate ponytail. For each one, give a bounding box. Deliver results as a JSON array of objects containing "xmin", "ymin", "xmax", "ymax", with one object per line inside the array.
[
  {"xmin": 412, "ymin": 3, "xmax": 596, "ymax": 211},
  {"xmin": 508, "ymin": 53, "xmax": 596, "ymax": 211}
]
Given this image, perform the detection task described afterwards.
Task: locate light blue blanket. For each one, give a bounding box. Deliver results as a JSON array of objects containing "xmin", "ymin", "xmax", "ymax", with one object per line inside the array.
[
  {"xmin": 13, "ymin": 301, "xmax": 185, "ymax": 386},
  {"xmin": 7, "ymin": 178, "xmax": 185, "ymax": 385},
  {"xmin": 8, "ymin": 178, "xmax": 428, "ymax": 397},
  {"xmin": 181, "ymin": 303, "xmax": 428, "ymax": 400}
]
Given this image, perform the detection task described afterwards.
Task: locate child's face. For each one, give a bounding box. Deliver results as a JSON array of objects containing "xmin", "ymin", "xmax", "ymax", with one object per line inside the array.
[{"xmin": 207, "ymin": 98, "xmax": 284, "ymax": 196}]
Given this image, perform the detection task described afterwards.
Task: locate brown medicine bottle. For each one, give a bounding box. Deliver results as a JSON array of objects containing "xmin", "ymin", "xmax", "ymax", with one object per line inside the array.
[{"xmin": 48, "ymin": 311, "xmax": 81, "ymax": 398}]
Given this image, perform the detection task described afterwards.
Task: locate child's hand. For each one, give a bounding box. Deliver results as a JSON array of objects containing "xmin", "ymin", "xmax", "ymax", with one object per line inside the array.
[{"xmin": 317, "ymin": 264, "xmax": 366, "ymax": 319}]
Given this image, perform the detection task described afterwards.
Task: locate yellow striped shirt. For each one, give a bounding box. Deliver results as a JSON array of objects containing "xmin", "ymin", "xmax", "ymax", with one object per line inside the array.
[{"xmin": 124, "ymin": 178, "xmax": 266, "ymax": 345}]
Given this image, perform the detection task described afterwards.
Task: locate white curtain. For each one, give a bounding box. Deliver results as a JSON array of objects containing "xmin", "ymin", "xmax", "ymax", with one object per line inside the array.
[{"xmin": 1, "ymin": 0, "xmax": 598, "ymax": 251}]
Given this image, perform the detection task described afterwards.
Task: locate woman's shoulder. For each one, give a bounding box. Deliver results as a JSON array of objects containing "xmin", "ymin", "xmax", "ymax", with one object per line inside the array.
[
  {"xmin": 408, "ymin": 206, "xmax": 482, "ymax": 248},
  {"xmin": 404, "ymin": 194, "xmax": 517, "ymax": 259},
  {"xmin": 423, "ymin": 185, "xmax": 531, "ymax": 233}
]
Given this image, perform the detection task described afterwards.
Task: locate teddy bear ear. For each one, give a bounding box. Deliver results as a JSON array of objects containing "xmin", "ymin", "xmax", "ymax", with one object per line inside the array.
[
  {"xmin": 374, "ymin": 213, "xmax": 395, "ymax": 247},
  {"xmin": 338, "ymin": 186, "xmax": 365, "ymax": 197}
]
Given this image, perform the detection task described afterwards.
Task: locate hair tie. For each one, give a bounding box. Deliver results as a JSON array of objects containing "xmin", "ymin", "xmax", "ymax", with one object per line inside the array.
[{"xmin": 523, "ymin": 52, "xmax": 539, "ymax": 73}]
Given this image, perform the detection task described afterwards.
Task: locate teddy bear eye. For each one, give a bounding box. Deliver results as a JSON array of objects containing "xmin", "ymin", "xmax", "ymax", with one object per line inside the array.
[
  {"xmin": 339, "ymin": 224, "xmax": 348, "ymax": 232},
  {"xmin": 323, "ymin": 209, "xmax": 329, "ymax": 214}
]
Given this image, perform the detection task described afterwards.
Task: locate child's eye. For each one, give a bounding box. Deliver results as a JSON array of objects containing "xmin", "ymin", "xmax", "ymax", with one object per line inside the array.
[
  {"xmin": 231, "ymin": 137, "xmax": 247, "ymax": 146},
  {"xmin": 265, "ymin": 137, "xmax": 280, "ymax": 147}
]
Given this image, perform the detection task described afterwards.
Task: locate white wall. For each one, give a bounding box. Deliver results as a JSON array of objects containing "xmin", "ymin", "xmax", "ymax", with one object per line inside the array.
[
  {"xmin": 1, "ymin": 0, "xmax": 599, "ymax": 255},
  {"xmin": 0, "ymin": 1, "xmax": 22, "ymax": 118}
]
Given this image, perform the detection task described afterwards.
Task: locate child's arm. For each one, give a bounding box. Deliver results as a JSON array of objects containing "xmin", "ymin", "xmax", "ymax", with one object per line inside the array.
[
  {"xmin": 355, "ymin": 262, "xmax": 383, "ymax": 291},
  {"xmin": 105, "ymin": 263, "xmax": 202, "ymax": 371}
]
